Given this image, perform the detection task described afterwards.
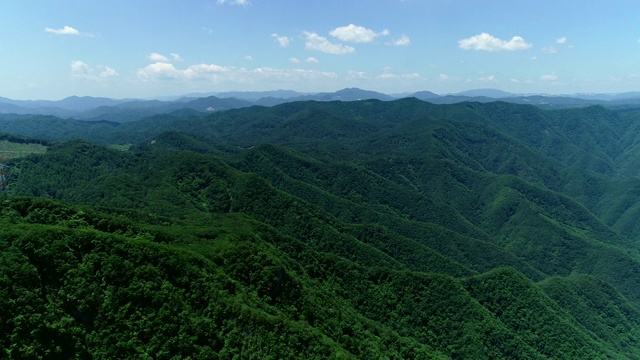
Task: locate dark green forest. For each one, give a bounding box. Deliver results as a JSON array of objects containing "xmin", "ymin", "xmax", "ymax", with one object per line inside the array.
[{"xmin": 4, "ymin": 99, "xmax": 640, "ymax": 358}]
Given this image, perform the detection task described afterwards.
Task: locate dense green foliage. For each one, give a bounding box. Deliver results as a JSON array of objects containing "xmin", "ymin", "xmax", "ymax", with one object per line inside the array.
[{"xmin": 5, "ymin": 99, "xmax": 640, "ymax": 357}]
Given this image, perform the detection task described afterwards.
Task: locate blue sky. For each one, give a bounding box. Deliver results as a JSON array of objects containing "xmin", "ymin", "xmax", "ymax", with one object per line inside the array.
[{"xmin": 3, "ymin": 0, "xmax": 640, "ymax": 99}]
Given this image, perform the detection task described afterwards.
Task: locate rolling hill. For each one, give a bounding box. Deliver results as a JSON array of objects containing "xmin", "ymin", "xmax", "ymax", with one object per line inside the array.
[{"xmin": 4, "ymin": 98, "xmax": 640, "ymax": 357}]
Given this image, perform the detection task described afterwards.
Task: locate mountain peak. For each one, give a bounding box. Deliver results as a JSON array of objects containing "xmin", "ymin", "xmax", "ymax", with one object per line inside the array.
[
  {"xmin": 453, "ymin": 88, "xmax": 516, "ymax": 98},
  {"xmin": 410, "ymin": 90, "xmax": 441, "ymax": 100},
  {"xmin": 330, "ymin": 88, "xmax": 394, "ymax": 100}
]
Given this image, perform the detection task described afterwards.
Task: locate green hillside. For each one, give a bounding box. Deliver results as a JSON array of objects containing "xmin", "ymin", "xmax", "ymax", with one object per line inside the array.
[
  {"xmin": 4, "ymin": 99, "xmax": 640, "ymax": 357},
  {"xmin": 0, "ymin": 133, "xmax": 48, "ymax": 159}
]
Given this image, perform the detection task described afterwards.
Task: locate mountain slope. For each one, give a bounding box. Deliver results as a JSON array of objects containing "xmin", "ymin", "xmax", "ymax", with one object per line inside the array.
[{"xmin": 5, "ymin": 99, "xmax": 640, "ymax": 357}]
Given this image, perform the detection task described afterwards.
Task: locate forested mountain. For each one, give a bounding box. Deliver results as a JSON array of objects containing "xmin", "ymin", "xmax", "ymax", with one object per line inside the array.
[{"xmin": 4, "ymin": 98, "xmax": 640, "ymax": 357}]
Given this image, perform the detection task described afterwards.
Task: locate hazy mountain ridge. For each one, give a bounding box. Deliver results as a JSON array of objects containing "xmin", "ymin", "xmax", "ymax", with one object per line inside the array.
[{"xmin": 4, "ymin": 87, "xmax": 640, "ymax": 122}]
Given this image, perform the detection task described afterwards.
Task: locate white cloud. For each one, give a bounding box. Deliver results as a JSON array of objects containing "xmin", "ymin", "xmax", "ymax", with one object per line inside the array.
[
  {"xmin": 137, "ymin": 62, "xmax": 183, "ymax": 80},
  {"xmin": 329, "ymin": 24, "xmax": 387, "ymax": 43},
  {"xmin": 542, "ymin": 37, "xmax": 569, "ymax": 54},
  {"xmin": 217, "ymin": 0, "xmax": 249, "ymax": 5},
  {"xmin": 392, "ymin": 35, "xmax": 411, "ymax": 46},
  {"xmin": 306, "ymin": 57, "xmax": 319, "ymax": 64},
  {"xmin": 71, "ymin": 60, "xmax": 90, "ymax": 76},
  {"xmin": 304, "ymin": 31, "xmax": 355, "ymax": 55},
  {"xmin": 272, "ymin": 34, "xmax": 291, "ymax": 47},
  {"xmin": 137, "ymin": 62, "xmax": 230, "ymax": 81},
  {"xmin": 530, "ymin": 56, "xmax": 539, "ymax": 61},
  {"xmin": 289, "ymin": 57, "xmax": 300, "ymax": 64},
  {"xmin": 147, "ymin": 52, "xmax": 183, "ymax": 62},
  {"xmin": 458, "ymin": 33, "xmax": 532, "ymax": 51},
  {"xmin": 99, "ymin": 67, "xmax": 119, "ymax": 78},
  {"xmin": 148, "ymin": 53, "xmax": 169, "ymax": 62},
  {"xmin": 71, "ymin": 60, "xmax": 119, "ymax": 80},
  {"xmin": 244, "ymin": 55, "xmax": 253, "ymax": 61},
  {"xmin": 183, "ymin": 64, "xmax": 230, "ymax": 79},
  {"xmin": 439, "ymin": 73, "xmax": 449, "ymax": 81},
  {"xmin": 377, "ymin": 71, "xmax": 421, "ymax": 80},
  {"xmin": 44, "ymin": 25, "xmax": 80, "ymax": 35},
  {"xmin": 541, "ymin": 74, "xmax": 558, "ymax": 81}
]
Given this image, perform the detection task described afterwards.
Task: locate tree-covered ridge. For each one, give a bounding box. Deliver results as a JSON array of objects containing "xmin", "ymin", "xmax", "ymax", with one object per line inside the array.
[
  {"xmin": 1, "ymin": 131, "xmax": 640, "ymax": 357},
  {"xmin": 1, "ymin": 196, "xmax": 446, "ymax": 359},
  {"xmin": 3, "ymin": 194, "xmax": 638, "ymax": 359},
  {"xmin": 5, "ymin": 99, "xmax": 640, "ymax": 357}
]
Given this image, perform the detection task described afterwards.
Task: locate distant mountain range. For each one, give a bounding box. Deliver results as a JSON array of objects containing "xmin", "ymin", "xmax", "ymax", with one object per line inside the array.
[{"xmin": 4, "ymin": 87, "xmax": 640, "ymax": 122}]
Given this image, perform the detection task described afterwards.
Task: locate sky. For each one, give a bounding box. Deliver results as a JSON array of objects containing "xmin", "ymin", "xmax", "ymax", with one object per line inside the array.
[{"xmin": 3, "ymin": 0, "xmax": 640, "ymax": 100}]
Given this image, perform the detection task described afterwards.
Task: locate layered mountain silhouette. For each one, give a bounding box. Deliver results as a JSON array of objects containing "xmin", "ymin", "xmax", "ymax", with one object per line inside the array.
[{"xmin": 4, "ymin": 87, "xmax": 640, "ymax": 122}]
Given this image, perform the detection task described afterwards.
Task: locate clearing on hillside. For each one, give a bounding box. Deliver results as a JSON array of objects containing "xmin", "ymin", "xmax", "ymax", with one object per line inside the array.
[{"xmin": 0, "ymin": 139, "xmax": 47, "ymax": 159}]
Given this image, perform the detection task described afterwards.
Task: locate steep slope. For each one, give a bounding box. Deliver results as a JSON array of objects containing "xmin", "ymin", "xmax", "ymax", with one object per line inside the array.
[
  {"xmin": 5, "ymin": 136, "xmax": 640, "ymax": 357},
  {"xmin": 1, "ymin": 197, "xmax": 448, "ymax": 359},
  {"xmin": 540, "ymin": 274, "xmax": 640, "ymax": 358}
]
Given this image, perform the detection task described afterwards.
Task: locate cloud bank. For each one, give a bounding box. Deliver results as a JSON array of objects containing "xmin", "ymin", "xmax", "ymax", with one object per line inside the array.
[{"xmin": 136, "ymin": 62, "xmax": 340, "ymax": 84}]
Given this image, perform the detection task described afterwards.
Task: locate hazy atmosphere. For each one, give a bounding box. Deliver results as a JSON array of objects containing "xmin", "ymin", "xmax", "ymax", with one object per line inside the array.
[{"xmin": 4, "ymin": 0, "xmax": 640, "ymax": 99}]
